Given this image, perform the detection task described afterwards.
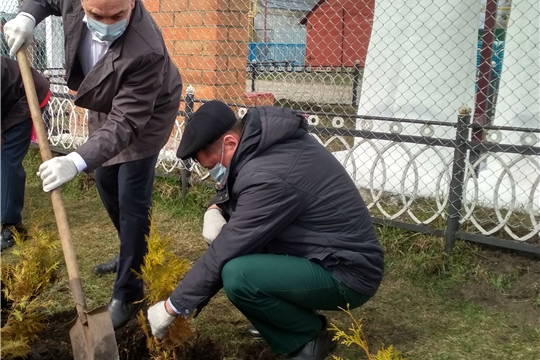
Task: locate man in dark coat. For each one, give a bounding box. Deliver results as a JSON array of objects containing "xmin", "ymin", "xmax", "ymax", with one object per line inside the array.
[
  {"xmin": 1, "ymin": 56, "xmax": 50, "ymax": 251},
  {"xmin": 3, "ymin": 0, "xmax": 182, "ymax": 329},
  {"xmin": 147, "ymin": 101, "xmax": 384, "ymax": 360}
]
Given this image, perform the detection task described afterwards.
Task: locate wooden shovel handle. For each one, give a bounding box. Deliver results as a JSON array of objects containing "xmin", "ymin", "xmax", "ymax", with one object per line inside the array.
[{"xmin": 16, "ymin": 47, "xmax": 88, "ymax": 314}]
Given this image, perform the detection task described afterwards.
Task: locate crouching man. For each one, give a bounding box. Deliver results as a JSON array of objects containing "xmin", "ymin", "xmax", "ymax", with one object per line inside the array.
[{"xmin": 147, "ymin": 101, "xmax": 384, "ymax": 360}]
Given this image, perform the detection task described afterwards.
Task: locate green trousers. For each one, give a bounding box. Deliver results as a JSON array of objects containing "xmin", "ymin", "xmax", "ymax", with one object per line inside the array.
[{"xmin": 221, "ymin": 253, "xmax": 371, "ymax": 354}]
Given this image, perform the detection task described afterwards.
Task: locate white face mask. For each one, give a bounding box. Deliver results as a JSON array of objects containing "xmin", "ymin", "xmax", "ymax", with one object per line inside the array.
[
  {"xmin": 208, "ymin": 142, "xmax": 227, "ymax": 183},
  {"xmin": 86, "ymin": 16, "xmax": 128, "ymax": 42}
]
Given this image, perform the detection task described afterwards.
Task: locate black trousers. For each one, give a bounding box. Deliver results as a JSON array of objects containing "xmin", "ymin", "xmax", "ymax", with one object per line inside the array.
[
  {"xmin": 94, "ymin": 154, "xmax": 158, "ymax": 301},
  {"xmin": 1, "ymin": 118, "xmax": 32, "ymax": 225}
]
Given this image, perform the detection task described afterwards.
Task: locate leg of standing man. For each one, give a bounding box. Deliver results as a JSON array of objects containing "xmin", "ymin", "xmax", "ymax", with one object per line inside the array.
[
  {"xmin": 1, "ymin": 118, "xmax": 32, "ymax": 251},
  {"xmin": 94, "ymin": 153, "xmax": 158, "ymax": 329}
]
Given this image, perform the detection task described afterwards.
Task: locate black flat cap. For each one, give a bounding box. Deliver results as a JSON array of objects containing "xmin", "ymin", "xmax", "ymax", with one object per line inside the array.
[{"xmin": 176, "ymin": 100, "xmax": 237, "ymax": 160}]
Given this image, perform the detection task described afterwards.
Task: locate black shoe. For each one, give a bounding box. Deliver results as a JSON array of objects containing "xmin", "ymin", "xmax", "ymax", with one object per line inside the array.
[
  {"xmin": 1, "ymin": 224, "xmax": 27, "ymax": 252},
  {"xmin": 108, "ymin": 297, "xmax": 145, "ymax": 330},
  {"xmin": 245, "ymin": 323, "xmax": 262, "ymax": 338},
  {"xmin": 93, "ymin": 255, "xmax": 119, "ymax": 275},
  {"xmin": 285, "ymin": 316, "xmax": 337, "ymax": 360}
]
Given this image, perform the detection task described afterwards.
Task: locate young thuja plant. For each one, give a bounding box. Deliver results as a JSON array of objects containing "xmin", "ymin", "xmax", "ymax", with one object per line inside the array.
[
  {"xmin": 0, "ymin": 225, "xmax": 60, "ymax": 358},
  {"xmin": 329, "ymin": 305, "xmax": 407, "ymax": 360},
  {"xmin": 135, "ymin": 214, "xmax": 193, "ymax": 360}
]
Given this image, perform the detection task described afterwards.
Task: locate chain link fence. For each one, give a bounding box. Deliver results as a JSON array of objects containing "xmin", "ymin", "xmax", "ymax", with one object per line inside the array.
[{"xmin": 1, "ymin": 0, "xmax": 538, "ymax": 252}]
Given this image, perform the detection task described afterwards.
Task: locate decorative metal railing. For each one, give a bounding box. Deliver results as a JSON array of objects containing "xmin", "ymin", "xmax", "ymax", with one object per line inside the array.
[{"xmin": 43, "ymin": 89, "xmax": 540, "ymax": 255}]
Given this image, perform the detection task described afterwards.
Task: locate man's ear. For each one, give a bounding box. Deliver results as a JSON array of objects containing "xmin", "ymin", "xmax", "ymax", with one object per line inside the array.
[{"xmin": 223, "ymin": 134, "xmax": 239, "ymax": 150}]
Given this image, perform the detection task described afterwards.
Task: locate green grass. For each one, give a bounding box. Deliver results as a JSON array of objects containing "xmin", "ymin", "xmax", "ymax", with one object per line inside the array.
[{"xmin": 9, "ymin": 147, "xmax": 540, "ymax": 359}]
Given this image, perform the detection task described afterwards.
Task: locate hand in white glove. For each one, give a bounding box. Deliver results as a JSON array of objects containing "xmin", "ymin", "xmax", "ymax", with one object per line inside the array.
[
  {"xmin": 147, "ymin": 300, "xmax": 176, "ymax": 340},
  {"xmin": 202, "ymin": 208, "xmax": 227, "ymax": 245},
  {"xmin": 3, "ymin": 14, "xmax": 35, "ymax": 56},
  {"xmin": 37, "ymin": 156, "xmax": 78, "ymax": 192}
]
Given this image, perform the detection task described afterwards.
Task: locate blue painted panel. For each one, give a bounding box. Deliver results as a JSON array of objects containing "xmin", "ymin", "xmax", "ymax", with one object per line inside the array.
[{"xmin": 248, "ymin": 42, "xmax": 306, "ymax": 67}]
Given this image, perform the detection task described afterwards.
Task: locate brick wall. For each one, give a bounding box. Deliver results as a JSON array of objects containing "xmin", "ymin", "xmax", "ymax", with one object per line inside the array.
[{"xmin": 143, "ymin": 0, "xmax": 251, "ymax": 104}]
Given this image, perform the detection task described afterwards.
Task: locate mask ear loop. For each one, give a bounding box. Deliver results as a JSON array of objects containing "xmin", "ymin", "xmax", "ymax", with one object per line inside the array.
[{"xmin": 219, "ymin": 140, "xmax": 225, "ymax": 165}]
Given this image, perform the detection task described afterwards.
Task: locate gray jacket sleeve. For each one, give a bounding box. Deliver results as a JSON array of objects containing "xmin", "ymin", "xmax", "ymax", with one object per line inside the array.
[
  {"xmin": 169, "ymin": 170, "xmax": 302, "ymax": 316},
  {"xmin": 20, "ymin": 0, "xmax": 62, "ymax": 24},
  {"xmin": 74, "ymin": 52, "xmax": 166, "ymax": 171}
]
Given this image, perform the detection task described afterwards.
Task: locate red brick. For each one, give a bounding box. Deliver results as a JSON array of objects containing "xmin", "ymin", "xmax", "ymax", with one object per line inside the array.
[
  {"xmin": 192, "ymin": 56, "xmax": 227, "ymax": 71},
  {"xmin": 142, "ymin": 0, "xmax": 160, "ymax": 12},
  {"xmin": 166, "ymin": 0, "xmax": 189, "ymax": 12},
  {"xmin": 215, "ymin": 57, "xmax": 228, "ymax": 71},
  {"xmin": 238, "ymin": 12, "xmax": 250, "ymax": 28},
  {"xmin": 236, "ymin": 69, "xmax": 248, "ymax": 83},
  {"xmin": 194, "ymin": 85, "xmax": 218, "ymax": 100},
  {"xmin": 181, "ymin": 69, "xmax": 203, "ymax": 84},
  {"xmin": 215, "ymin": 41, "xmax": 246, "ymax": 57},
  {"xmin": 189, "ymin": 27, "xmax": 218, "ymax": 41},
  {"xmin": 228, "ymin": 27, "xmax": 248, "ymax": 42},
  {"xmin": 203, "ymin": 70, "xmax": 238, "ymax": 85},
  {"xmin": 190, "ymin": 0, "xmax": 218, "ymax": 11},
  {"xmin": 218, "ymin": 84, "xmax": 245, "ymax": 100},
  {"xmin": 175, "ymin": 41, "xmax": 204, "ymax": 56},
  {"xmin": 188, "ymin": 56, "xmax": 218, "ymax": 70},
  {"xmin": 171, "ymin": 55, "xmax": 189, "ymax": 69},
  {"xmin": 162, "ymin": 27, "xmax": 189, "ymax": 41},
  {"xmin": 152, "ymin": 13, "xmax": 175, "ymax": 27},
  {"xmin": 175, "ymin": 12, "xmax": 203, "ymax": 27},
  {"xmin": 217, "ymin": 28, "xmax": 229, "ymax": 41},
  {"xmin": 227, "ymin": 55, "xmax": 248, "ymax": 71},
  {"xmin": 201, "ymin": 41, "xmax": 218, "ymax": 55},
  {"xmin": 204, "ymin": 11, "xmax": 242, "ymax": 27},
  {"xmin": 229, "ymin": 0, "xmax": 250, "ymax": 12}
]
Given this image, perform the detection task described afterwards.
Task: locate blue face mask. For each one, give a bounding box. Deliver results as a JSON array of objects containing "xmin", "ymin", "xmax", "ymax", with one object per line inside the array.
[
  {"xmin": 209, "ymin": 163, "xmax": 227, "ymax": 184},
  {"xmin": 86, "ymin": 16, "xmax": 128, "ymax": 42},
  {"xmin": 208, "ymin": 142, "xmax": 227, "ymax": 183}
]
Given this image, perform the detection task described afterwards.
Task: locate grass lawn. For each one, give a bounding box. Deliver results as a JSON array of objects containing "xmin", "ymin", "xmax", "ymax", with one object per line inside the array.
[{"xmin": 4, "ymin": 146, "xmax": 539, "ymax": 360}]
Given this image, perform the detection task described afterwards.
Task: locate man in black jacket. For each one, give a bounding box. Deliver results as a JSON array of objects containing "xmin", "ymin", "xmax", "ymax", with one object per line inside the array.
[
  {"xmin": 147, "ymin": 101, "xmax": 384, "ymax": 360},
  {"xmin": 1, "ymin": 56, "xmax": 50, "ymax": 251}
]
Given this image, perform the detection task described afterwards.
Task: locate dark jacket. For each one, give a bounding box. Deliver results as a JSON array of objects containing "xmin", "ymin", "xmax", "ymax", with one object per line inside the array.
[
  {"xmin": 20, "ymin": 0, "xmax": 182, "ymax": 171},
  {"xmin": 170, "ymin": 106, "xmax": 384, "ymax": 316},
  {"xmin": 1, "ymin": 56, "xmax": 50, "ymax": 134}
]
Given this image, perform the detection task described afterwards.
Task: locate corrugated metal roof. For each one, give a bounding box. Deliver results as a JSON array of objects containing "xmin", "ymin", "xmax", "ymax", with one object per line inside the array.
[{"xmin": 261, "ymin": 0, "xmax": 319, "ymax": 12}]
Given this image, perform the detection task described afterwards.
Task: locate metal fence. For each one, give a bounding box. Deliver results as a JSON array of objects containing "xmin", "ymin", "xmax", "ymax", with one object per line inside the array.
[{"xmin": 1, "ymin": 0, "xmax": 538, "ymax": 253}]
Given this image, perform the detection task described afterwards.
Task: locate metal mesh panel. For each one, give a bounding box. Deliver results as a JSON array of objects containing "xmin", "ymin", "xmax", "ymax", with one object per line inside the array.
[{"xmin": 2, "ymin": 0, "xmax": 539, "ymax": 249}]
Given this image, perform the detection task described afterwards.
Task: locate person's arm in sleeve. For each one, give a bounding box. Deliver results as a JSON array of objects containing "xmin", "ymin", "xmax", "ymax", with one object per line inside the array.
[
  {"xmin": 4, "ymin": 0, "xmax": 62, "ymax": 56},
  {"xmin": 74, "ymin": 53, "xmax": 166, "ymax": 172},
  {"xmin": 20, "ymin": 0, "xmax": 63, "ymax": 24},
  {"xmin": 166, "ymin": 171, "xmax": 303, "ymax": 319}
]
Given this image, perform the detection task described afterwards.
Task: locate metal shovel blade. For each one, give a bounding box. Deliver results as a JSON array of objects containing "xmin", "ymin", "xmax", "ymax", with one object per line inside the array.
[{"xmin": 68, "ymin": 305, "xmax": 119, "ymax": 360}]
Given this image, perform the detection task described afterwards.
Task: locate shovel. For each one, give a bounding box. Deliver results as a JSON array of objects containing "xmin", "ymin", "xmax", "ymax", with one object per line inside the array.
[{"xmin": 17, "ymin": 47, "xmax": 119, "ymax": 360}]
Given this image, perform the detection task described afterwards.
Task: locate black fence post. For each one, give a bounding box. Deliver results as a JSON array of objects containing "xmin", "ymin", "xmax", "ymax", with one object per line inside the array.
[
  {"xmin": 250, "ymin": 60, "xmax": 257, "ymax": 92},
  {"xmin": 444, "ymin": 106, "xmax": 471, "ymax": 255},
  {"xmin": 352, "ymin": 60, "xmax": 361, "ymax": 108},
  {"xmin": 181, "ymin": 85, "xmax": 195, "ymax": 197}
]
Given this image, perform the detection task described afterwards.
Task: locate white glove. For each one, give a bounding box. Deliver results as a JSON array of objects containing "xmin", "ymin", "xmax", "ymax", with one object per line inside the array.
[
  {"xmin": 4, "ymin": 14, "xmax": 35, "ymax": 56},
  {"xmin": 202, "ymin": 208, "xmax": 227, "ymax": 245},
  {"xmin": 147, "ymin": 300, "xmax": 176, "ymax": 340},
  {"xmin": 37, "ymin": 156, "xmax": 78, "ymax": 192}
]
